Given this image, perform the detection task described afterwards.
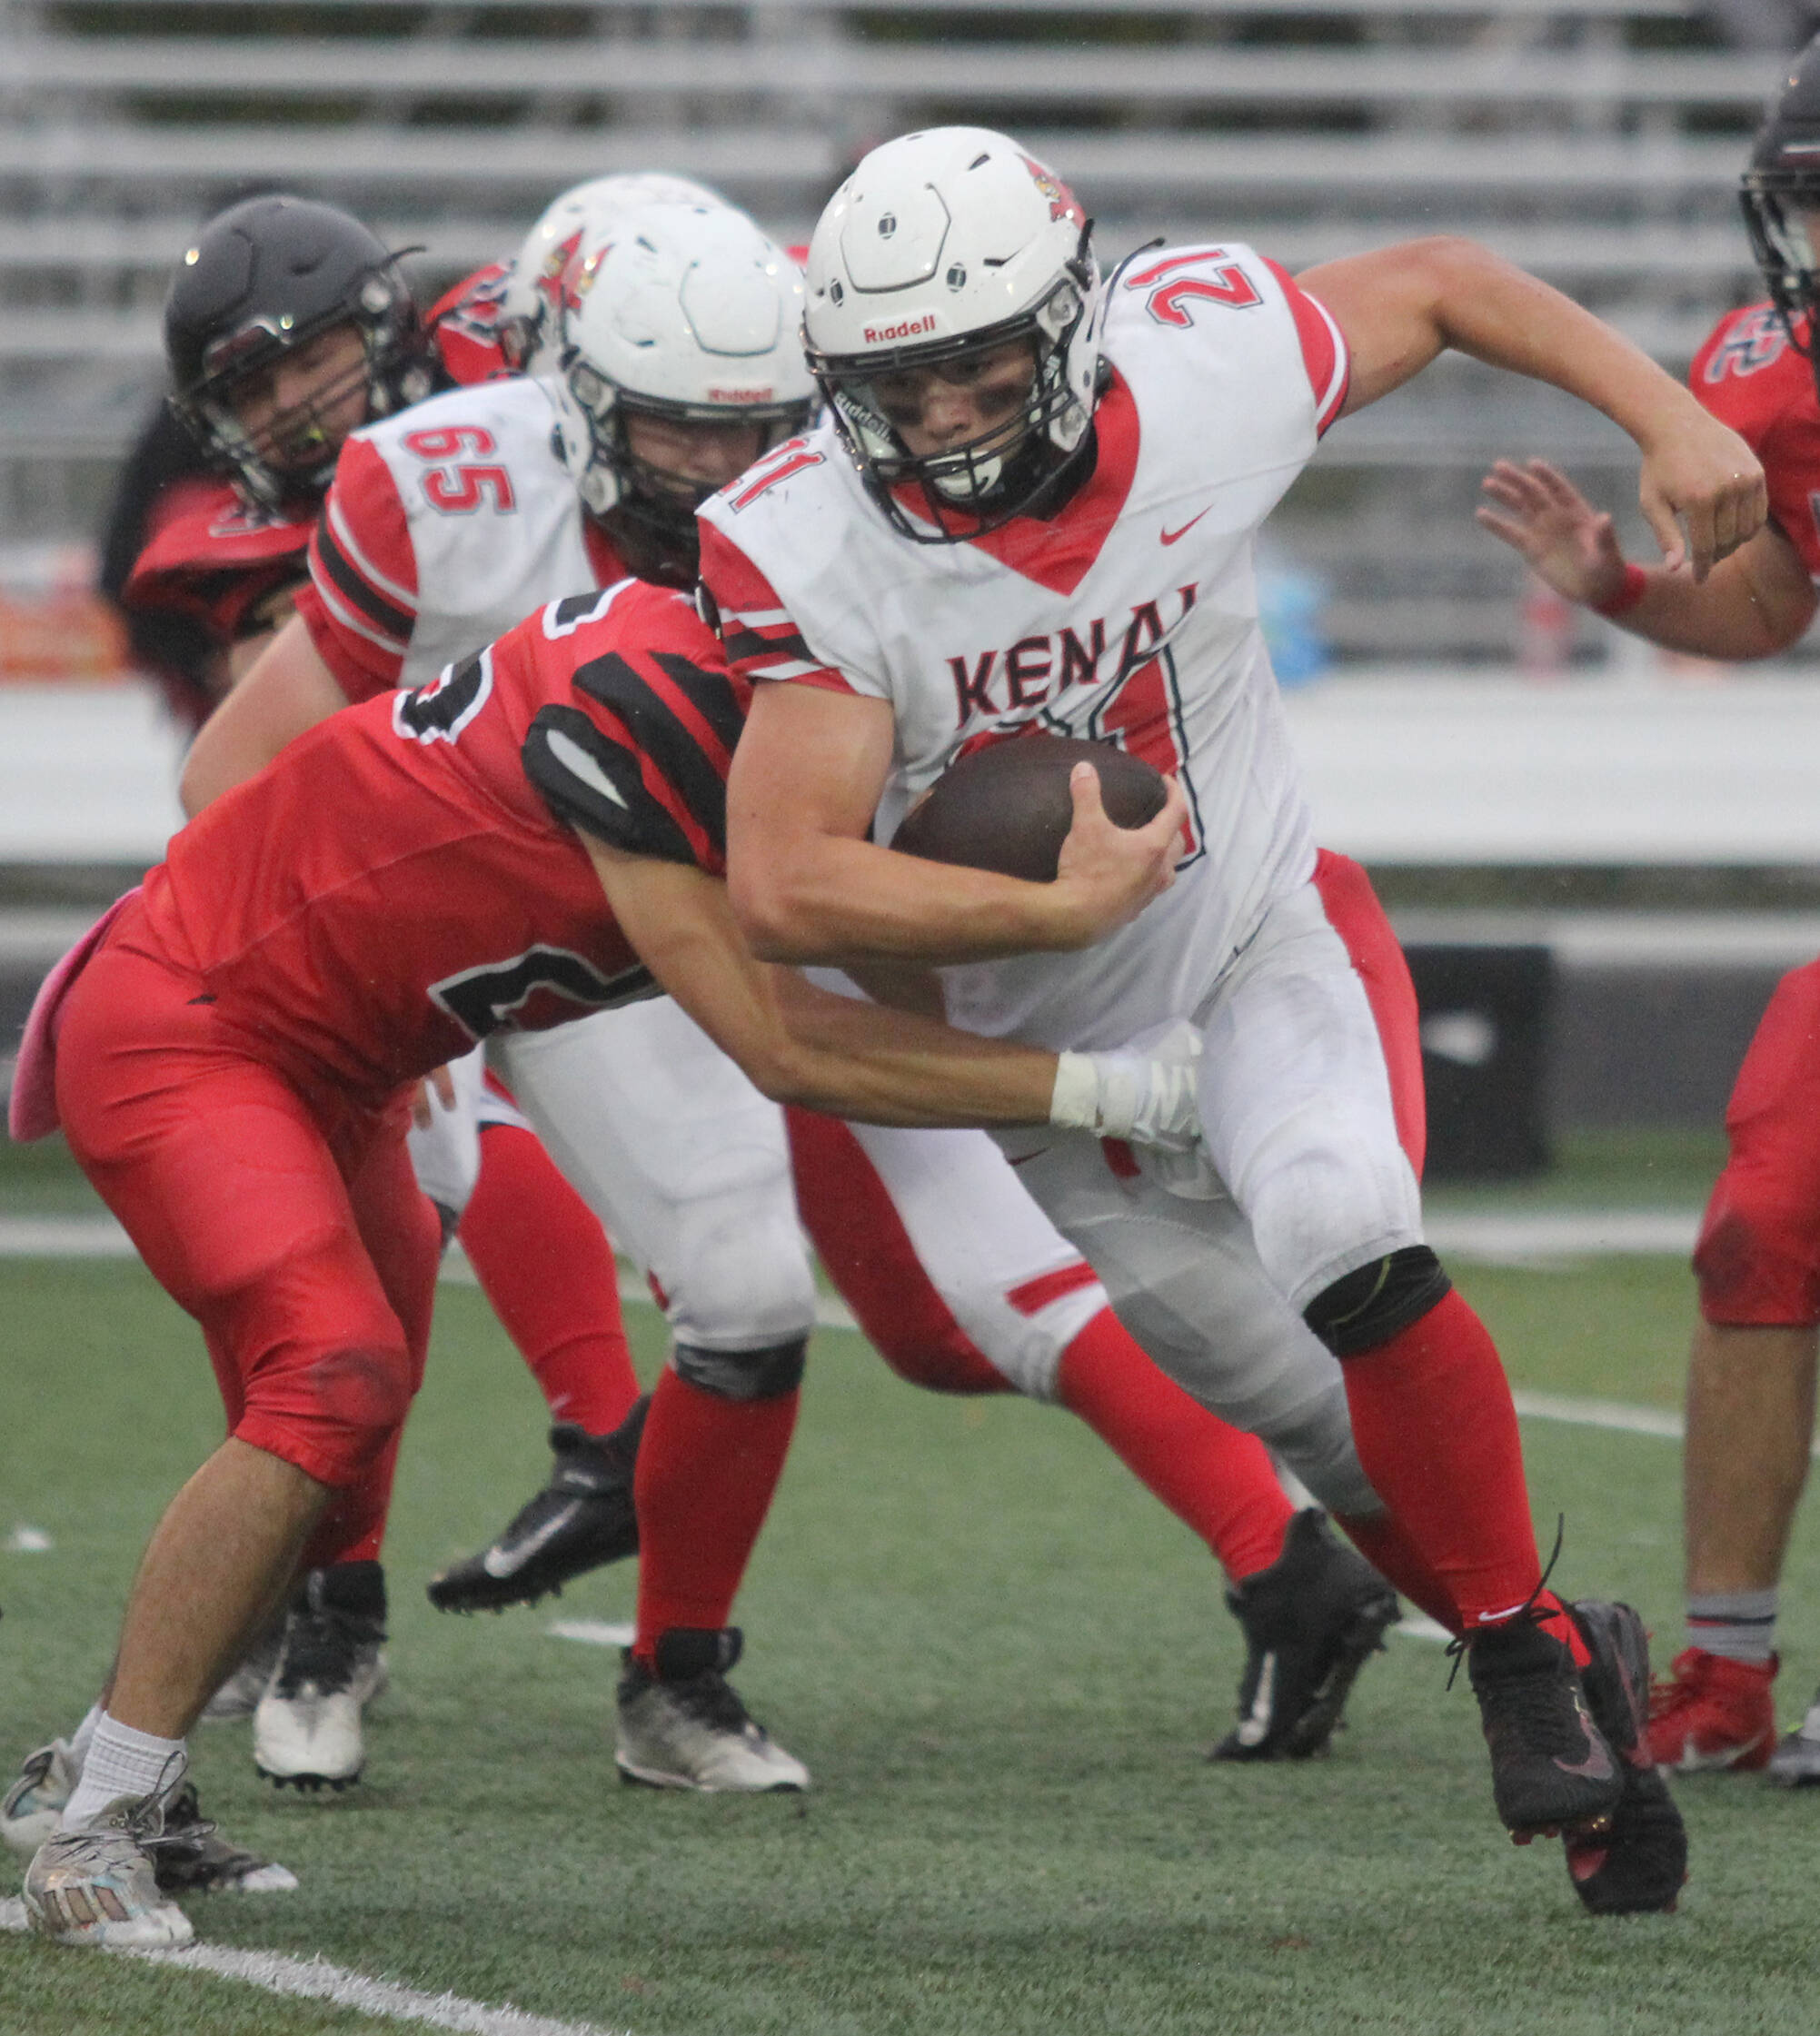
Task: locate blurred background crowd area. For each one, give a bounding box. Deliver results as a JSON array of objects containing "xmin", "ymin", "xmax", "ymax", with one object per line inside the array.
[
  {"xmin": 0, "ymin": 0, "xmax": 1815, "ymax": 676},
  {"xmin": 7, "ymin": 0, "xmax": 1820, "ymax": 1173}
]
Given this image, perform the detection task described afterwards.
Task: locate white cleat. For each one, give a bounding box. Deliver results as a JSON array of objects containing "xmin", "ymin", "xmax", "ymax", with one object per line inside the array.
[
  {"xmin": 2, "ymin": 1740, "xmax": 78, "ymax": 1860},
  {"xmin": 254, "ymin": 1683, "xmax": 363, "ymax": 1793},
  {"xmin": 1767, "ymin": 1693, "xmax": 1820, "ymax": 1787},
  {"xmin": 24, "ymin": 1793, "xmax": 194, "ymax": 1950},
  {"xmin": 253, "ymin": 1563, "xmax": 386, "ymax": 1792},
  {"xmin": 615, "ymin": 1628, "xmax": 810, "ymax": 1793}
]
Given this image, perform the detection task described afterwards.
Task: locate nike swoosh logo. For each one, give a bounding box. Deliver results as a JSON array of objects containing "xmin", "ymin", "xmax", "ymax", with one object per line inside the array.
[
  {"xmin": 1554, "ymin": 1696, "xmax": 1617, "ymax": 1783},
  {"xmin": 482, "ymin": 1500, "xmax": 582, "ymax": 1578},
  {"xmin": 1234, "ymin": 1652, "xmax": 1277, "ymax": 1748},
  {"xmin": 1160, "ymin": 506, "xmax": 1212, "ymax": 546}
]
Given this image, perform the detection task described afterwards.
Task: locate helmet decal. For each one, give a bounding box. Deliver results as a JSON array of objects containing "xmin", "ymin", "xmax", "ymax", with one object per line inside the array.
[
  {"xmin": 803, "ymin": 127, "xmax": 1105, "ymax": 543},
  {"xmin": 1019, "ymin": 154, "xmax": 1085, "ymax": 228},
  {"xmin": 549, "ymin": 200, "xmax": 814, "ymax": 582}
]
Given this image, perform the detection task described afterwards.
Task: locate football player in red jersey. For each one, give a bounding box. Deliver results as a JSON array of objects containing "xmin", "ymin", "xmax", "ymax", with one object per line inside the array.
[
  {"xmin": 184, "ymin": 197, "xmax": 1408, "ymax": 1792},
  {"xmin": 11, "ymin": 576, "xmax": 1196, "ymax": 1949},
  {"xmin": 75, "ymin": 192, "xmax": 651, "ymax": 1801},
  {"xmin": 713, "ymin": 125, "xmax": 1764, "ymax": 1912},
  {"xmin": 1478, "ymin": 39, "xmax": 1820, "ymax": 1786},
  {"xmin": 127, "ymin": 195, "xmax": 442, "ymax": 707}
]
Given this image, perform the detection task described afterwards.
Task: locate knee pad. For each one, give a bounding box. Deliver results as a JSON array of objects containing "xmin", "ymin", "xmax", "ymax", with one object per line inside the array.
[
  {"xmin": 1304, "ymin": 1246, "xmax": 1451, "ymax": 1358},
  {"xmin": 1695, "ymin": 1187, "xmax": 1820, "ymax": 1327},
  {"xmin": 303, "ymin": 1342, "xmax": 416, "ymax": 1478},
  {"xmin": 673, "ymin": 1336, "xmax": 808, "ymax": 1402}
]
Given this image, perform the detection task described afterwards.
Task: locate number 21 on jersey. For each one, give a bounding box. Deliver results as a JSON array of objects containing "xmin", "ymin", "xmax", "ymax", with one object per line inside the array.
[{"xmin": 1126, "ymin": 249, "xmax": 1262, "ymax": 329}]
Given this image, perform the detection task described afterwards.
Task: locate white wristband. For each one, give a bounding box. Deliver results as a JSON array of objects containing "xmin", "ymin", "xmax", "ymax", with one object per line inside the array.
[
  {"xmin": 1049, "ymin": 1029, "xmax": 1205, "ymax": 1153},
  {"xmin": 1049, "ymin": 1051, "xmax": 1112, "ymax": 1134}
]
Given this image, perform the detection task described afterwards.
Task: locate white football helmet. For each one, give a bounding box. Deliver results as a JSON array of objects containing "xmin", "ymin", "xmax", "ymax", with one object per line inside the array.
[
  {"xmin": 551, "ymin": 201, "xmax": 814, "ymax": 579},
  {"xmin": 803, "ymin": 126, "xmax": 1104, "ymax": 541},
  {"xmin": 500, "ymin": 172, "xmax": 725, "ymax": 373}
]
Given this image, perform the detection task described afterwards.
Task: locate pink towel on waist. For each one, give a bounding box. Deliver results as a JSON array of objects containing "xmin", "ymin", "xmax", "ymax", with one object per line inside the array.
[{"xmin": 8, "ymin": 887, "xmax": 143, "ymax": 1142}]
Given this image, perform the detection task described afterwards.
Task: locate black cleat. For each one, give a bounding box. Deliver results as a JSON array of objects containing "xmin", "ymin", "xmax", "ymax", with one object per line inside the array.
[
  {"xmin": 1564, "ymin": 1600, "xmax": 1688, "ymax": 1915},
  {"xmin": 427, "ymin": 1395, "xmax": 647, "ymax": 1614},
  {"xmin": 154, "ymin": 1783, "xmax": 298, "ymax": 1893},
  {"xmin": 1467, "ymin": 1611, "xmax": 1625, "ymax": 1842},
  {"xmin": 1210, "ymin": 1509, "xmax": 1400, "ymax": 1762}
]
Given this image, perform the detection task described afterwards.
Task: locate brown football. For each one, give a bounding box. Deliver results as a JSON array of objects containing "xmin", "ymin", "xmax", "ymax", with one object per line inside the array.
[{"xmin": 890, "ymin": 734, "xmax": 1168, "ymax": 884}]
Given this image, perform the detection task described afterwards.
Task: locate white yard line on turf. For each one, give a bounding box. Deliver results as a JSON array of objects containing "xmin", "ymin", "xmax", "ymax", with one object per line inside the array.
[
  {"xmin": 0, "ymin": 1207, "xmax": 1702, "ymax": 1282},
  {"xmin": 548, "ymin": 1619, "xmax": 635, "ymax": 1647},
  {"xmin": 11, "ymin": 1213, "xmax": 1785, "ymax": 1448},
  {"xmin": 1511, "ymin": 1388, "xmax": 1685, "ymax": 1442},
  {"xmin": 0, "ymin": 1898, "xmax": 624, "ymax": 2036},
  {"xmin": 1425, "ymin": 1209, "xmax": 1698, "ymax": 1262}
]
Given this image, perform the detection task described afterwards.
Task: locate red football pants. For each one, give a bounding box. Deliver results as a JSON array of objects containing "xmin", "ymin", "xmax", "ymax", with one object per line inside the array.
[
  {"xmin": 1695, "ymin": 956, "xmax": 1820, "ymax": 1326},
  {"xmin": 55, "ymin": 923, "xmax": 439, "ymax": 1497}
]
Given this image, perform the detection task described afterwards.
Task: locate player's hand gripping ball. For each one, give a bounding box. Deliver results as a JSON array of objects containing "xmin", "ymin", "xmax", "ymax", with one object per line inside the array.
[{"xmin": 891, "ymin": 735, "xmax": 1167, "ymax": 884}]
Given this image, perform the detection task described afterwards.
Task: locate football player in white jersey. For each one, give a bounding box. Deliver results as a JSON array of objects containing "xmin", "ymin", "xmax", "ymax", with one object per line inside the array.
[
  {"xmin": 709, "ymin": 126, "xmax": 1767, "ymax": 1911},
  {"xmin": 181, "ymin": 197, "xmax": 1406, "ymax": 1791}
]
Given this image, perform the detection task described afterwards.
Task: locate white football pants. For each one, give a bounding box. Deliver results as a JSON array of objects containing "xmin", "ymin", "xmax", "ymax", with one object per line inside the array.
[
  {"xmin": 991, "ymin": 875, "xmax": 1420, "ymax": 1517},
  {"xmin": 500, "ymin": 996, "xmax": 1108, "ymax": 1395}
]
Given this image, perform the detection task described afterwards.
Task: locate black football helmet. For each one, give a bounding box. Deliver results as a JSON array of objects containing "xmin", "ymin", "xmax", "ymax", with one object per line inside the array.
[
  {"xmin": 164, "ymin": 194, "xmax": 436, "ymax": 511},
  {"xmin": 1742, "ymin": 36, "xmax": 1820, "ymax": 361}
]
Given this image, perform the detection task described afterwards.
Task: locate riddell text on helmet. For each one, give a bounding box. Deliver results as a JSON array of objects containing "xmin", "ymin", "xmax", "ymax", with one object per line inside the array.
[{"xmin": 863, "ymin": 316, "xmax": 938, "ymax": 343}]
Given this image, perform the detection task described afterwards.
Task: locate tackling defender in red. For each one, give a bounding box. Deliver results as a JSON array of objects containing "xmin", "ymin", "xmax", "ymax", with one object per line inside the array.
[
  {"xmin": 1479, "ymin": 35, "xmax": 1820, "ymax": 1785},
  {"xmin": 13, "ymin": 575, "xmax": 1194, "ymax": 1949}
]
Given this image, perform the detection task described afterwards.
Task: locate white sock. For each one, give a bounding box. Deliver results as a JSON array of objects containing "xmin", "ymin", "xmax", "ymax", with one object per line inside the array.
[
  {"xmin": 59, "ymin": 1714, "xmax": 186, "ymax": 1830},
  {"xmin": 1687, "ymin": 1588, "xmax": 1779, "ymax": 1665},
  {"xmin": 65, "ymin": 1701, "xmax": 105, "ymax": 1769}
]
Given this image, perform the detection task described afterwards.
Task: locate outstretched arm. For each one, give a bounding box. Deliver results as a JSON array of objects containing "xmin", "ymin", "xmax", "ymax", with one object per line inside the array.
[
  {"xmin": 1299, "ymin": 238, "xmax": 1766, "ymax": 582},
  {"xmin": 1477, "ymin": 457, "xmax": 1815, "ymax": 660},
  {"xmin": 724, "ymin": 679, "xmax": 1187, "ymax": 968},
  {"xmin": 180, "ymin": 613, "xmax": 347, "ymax": 815},
  {"xmin": 582, "ymin": 835, "xmax": 1198, "ymax": 1141}
]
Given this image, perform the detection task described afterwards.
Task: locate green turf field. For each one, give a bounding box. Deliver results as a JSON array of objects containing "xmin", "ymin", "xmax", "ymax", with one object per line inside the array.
[{"xmin": 5, "ymin": 1130, "xmax": 1820, "ymax": 2036}]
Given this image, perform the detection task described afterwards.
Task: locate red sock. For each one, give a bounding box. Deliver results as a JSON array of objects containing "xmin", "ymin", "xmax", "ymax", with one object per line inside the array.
[
  {"xmin": 460, "ymin": 1122, "xmax": 640, "ymax": 1435},
  {"xmin": 1334, "ymin": 1509, "xmax": 1461, "ymax": 1634},
  {"xmin": 787, "ymin": 1107, "xmax": 1011, "ymax": 1395},
  {"xmin": 632, "ymin": 1368, "xmax": 799, "ymax": 1666},
  {"xmin": 301, "ymin": 1429, "xmax": 400, "ymax": 1570},
  {"xmin": 1340, "ymin": 1289, "xmax": 1587, "ymax": 1658},
  {"xmin": 1056, "ymin": 1308, "xmax": 1291, "ymax": 1582}
]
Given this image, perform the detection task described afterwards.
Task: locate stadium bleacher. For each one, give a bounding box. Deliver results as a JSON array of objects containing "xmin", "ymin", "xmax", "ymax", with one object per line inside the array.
[{"xmin": 0, "ymin": 0, "xmax": 1790, "ymax": 658}]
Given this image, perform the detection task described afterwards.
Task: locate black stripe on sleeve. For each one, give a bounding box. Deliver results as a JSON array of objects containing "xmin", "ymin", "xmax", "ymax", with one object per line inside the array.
[
  {"xmin": 522, "ymin": 703, "xmax": 699, "ymax": 865},
  {"xmin": 718, "ymin": 623, "xmax": 816, "ymax": 670},
  {"xmin": 312, "ymin": 504, "xmax": 414, "ymax": 645},
  {"xmin": 651, "ymin": 651, "xmax": 748, "ymax": 761},
  {"xmin": 571, "ymin": 651, "xmax": 733, "ymax": 861}
]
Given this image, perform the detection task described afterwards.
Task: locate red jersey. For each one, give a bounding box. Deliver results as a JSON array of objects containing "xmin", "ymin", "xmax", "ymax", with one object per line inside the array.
[
  {"xmin": 1690, "ymin": 302, "xmax": 1820, "ymax": 579},
  {"xmin": 123, "ymin": 308, "xmax": 492, "ymax": 653},
  {"xmin": 134, "ymin": 577, "xmax": 743, "ymax": 1097},
  {"xmin": 428, "ymin": 262, "xmax": 515, "ymax": 386},
  {"xmin": 123, "ymin": 479, "xmax": 313, "ymax": 646}
]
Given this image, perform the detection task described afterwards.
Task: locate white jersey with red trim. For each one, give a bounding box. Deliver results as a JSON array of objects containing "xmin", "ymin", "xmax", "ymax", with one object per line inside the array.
[
  {"xmin": 298, "ymin": 374, "xmax": 617, "ymax": 702},
  {"xmin": 699, "ymin": 242, "xmax": 1348, "ymax": 1051}
]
